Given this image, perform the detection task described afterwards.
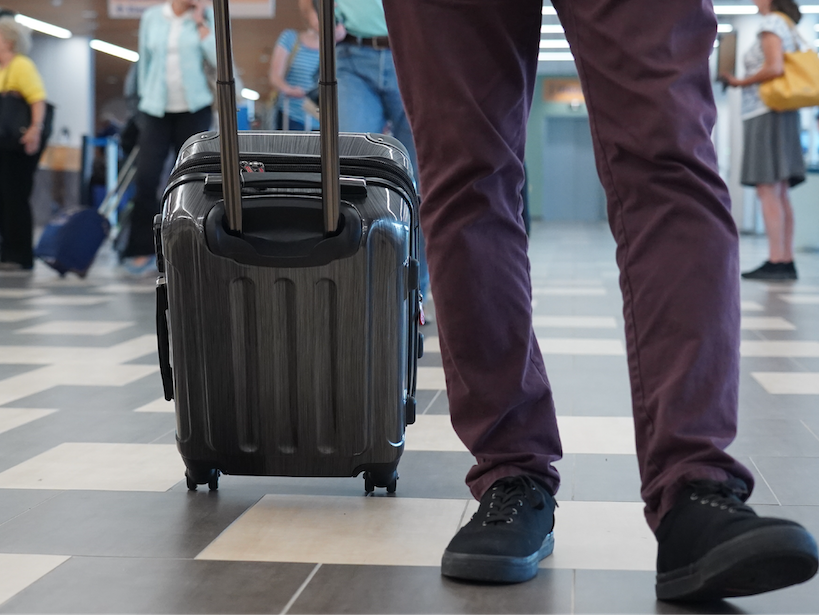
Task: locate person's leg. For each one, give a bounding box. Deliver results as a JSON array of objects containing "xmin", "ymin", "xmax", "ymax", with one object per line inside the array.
[
  {"xmin": 0, "ymin": 151, "xmax": 36, "ymax": 268},
  {"xmin": 170, "ymin": 107, "xmax": 214, "ymax": 156},
  {"xmin": 779, "ymin": 181, "xmax": 795, "ymax": 262},
  {"xmin": 336, "ymin": 45, "xmax": 387, "ymax": 134},
  {"xmin": 555, "ymin": 0, "xmax": 816, "ymax": 600},
  {"xmin": 757, "ymin": 183, "xmax": 787, "ymax": 262},
  {"xmin": 124, "ymin": 112, "xmax": 173, "ymax": 258},
  {"xmin": 384, "ymin": 0, "xmax": 561, "ymax": 500}
]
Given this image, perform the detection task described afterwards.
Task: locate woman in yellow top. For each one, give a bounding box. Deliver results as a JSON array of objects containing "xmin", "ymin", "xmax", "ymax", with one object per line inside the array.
[{"xmin": 0, "ymin": 16, "xmax": 47, "ymax": 271}]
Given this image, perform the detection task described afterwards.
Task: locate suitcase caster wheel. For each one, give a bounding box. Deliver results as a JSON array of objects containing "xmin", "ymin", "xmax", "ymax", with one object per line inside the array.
[
  {"xmin": 185, "ymin": 472, "xmax": 197, "ymax": 491},
  {"xmin": 364, "ymin": 473, "xmax": 375, "ymax": 494},
  {"xmin": 207, "ymin": 470, "xmax": 220, "ymax": 491},
  {"xmin": 387, "ymin": 478, "xmax": 397, "ymax": 494}
]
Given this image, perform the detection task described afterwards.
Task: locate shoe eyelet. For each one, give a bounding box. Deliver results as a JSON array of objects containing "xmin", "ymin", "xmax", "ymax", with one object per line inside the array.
[
  {"xmin": 482, "ymin": 521, "xmax": 487, "ymax": 526},
  {"xmin": 720, "ymin": 505, "xmax": 728, "ymax": 510},
  {"xmin": 711, "ymin": 501, "xmax": 719, "ymax": 507},
  {"xmin": 506, "ymin": 518, "xmax": 513, "ymax": 524},
  {"xmin": 700, "ymin": 498, "xmax": 709, "ymax": 505},
  {"xmin": 690, "ymin": 494, "xmax": 699, "ymax": 501},
  {"xmin": 512, "ymin": 508, "xmax": 518, "ymax": 515},
  {"xmin": 728, "ymin": 509, "xmax": 736, "ymax": 514},
  {"xmin": 518, "ymin": 500, "xmax": 523, "ymax": 506}
]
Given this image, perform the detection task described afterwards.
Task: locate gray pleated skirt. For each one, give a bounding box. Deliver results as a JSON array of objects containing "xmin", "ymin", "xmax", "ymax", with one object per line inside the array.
[{"xmin": 741, "ymin": 111, "xmax": 805, "ymax": 188}]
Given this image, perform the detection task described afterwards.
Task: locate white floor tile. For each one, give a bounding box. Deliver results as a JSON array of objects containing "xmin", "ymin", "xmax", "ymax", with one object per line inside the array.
[
  {"xmin": 740, "ymin": 301, "xmax": 764, "ymax": 311},
  {"xmin": 752, "ymin": 372, "xmax": 819, "ymax": 395},
  {"xmin": 25, "ymin": 296, "xmax": 111, "ymax": 306},
  {"xmin": 0, "ymin": 554, "xmax": 70, "ymax": 605},
  {"xmin": 0, "ymin": 443, "xmax": 185, "ymax": 492},
  {"xmin": 538, "ymin": 338, "xmax": 626, "ymax": 356},
  {"xmin": 740, "ymin": 317, "xmax": 796, "ymax": 331},
  {"xmin": 0, "ymin": 408, "xmax": 57, "ymax": 435},
  {"xmin": 532, "ymin": 288, "xmax": 606, "ymax": 296},
  {"xmin": 93, "ymin": 284, "xmax": 156, "ymax": 294},
  {"xmin": 0, "ymin": 310, "xmax": 46, "ymax": 323},
  {"xmin": 406, "ymin": 415, "xmax": 635, "ymax": 455},
  {"xmin": 0, "ymin": 289, "xmax": 45, "ymax": 299},
  {"xmin": 196, "ymin": 495, "xmax": 469, "ymax": 566},
  {"xmin": 134, "ymin": 397, "xmax": 175, "ymax": 413},
  {"xmin": 532, "ymin": 316, "xmax": 618, "ymax": 329},
  {"xmin": 542, "ymin": 501, "xmax": 656, "ymax": 571},
  {"xmin": 740, "ymin": 341, "xmax": 819, "ymax": 357},
  {"xmin": 779, "ymin": 294, "xmax": 819, "ymax": 305},
  {"xmin": 0, "ymin": 336, "xmax": 157, "ymax": 366},
  {"xmin": 16, "ymin": 320, "xmax": 135, "ymax": 336},
  {"xmin": 417, "ymin": 366, "xmax": 446, "ymax": 390}
]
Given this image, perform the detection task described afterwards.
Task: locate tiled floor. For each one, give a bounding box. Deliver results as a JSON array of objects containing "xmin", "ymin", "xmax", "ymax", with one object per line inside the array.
[{"xmin": 0, "ymin": 223, "xmax": 817, "ymax": 614}]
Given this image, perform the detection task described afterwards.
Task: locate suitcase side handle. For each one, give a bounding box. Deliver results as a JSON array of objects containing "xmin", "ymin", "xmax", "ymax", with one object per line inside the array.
[{"xmin": 203, "ymin": 173, "xmax": 368, "ymax": 199}]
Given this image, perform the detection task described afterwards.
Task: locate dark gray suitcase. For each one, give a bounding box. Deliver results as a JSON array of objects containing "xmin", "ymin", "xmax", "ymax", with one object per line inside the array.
[{"xmin": 154, "ymin": 0, "xmax": 420, "ymax": 493}]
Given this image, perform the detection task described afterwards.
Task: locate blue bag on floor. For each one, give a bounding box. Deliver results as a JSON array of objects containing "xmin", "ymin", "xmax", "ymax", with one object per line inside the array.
[{"xmin": 34, "ymin": 207, "xmax": 111, "ymax": 277}]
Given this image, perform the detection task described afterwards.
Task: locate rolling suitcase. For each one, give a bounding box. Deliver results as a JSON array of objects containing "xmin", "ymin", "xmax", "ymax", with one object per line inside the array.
[{"xmin": 155, "ymin": 0, "xmax": 421, "ymax": 493}]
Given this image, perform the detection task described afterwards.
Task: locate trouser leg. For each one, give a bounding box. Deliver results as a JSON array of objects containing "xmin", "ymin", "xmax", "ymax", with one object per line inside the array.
[
  {"xmin": 552, "ymin": 0, "xmax": 754, "ymax": 530},
  {"xmin": 383, "ymin": 0, "xmax": 562, "ymax": 500},
  {"xmin": 0, "ymin": 151, "xmax": 36, "ymax": 268}
]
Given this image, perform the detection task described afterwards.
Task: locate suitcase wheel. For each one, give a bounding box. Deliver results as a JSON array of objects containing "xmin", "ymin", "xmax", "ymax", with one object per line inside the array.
[
  {"xmin": 184, "ymin": 468, "xmax": 219, "ymax": 491},
  {"xmin": 364, "ymin": 470, "xmax": 398, "ymax": 495}
]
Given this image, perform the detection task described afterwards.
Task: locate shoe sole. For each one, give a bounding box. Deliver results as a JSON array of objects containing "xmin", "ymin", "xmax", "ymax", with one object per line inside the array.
[
  {"xmin": 441, "ymin": 532, "xmax": 554, "ymax": 584},
  {"xmin": 656, "ymin": 525, "xmax": 819, "ymax": 602}
]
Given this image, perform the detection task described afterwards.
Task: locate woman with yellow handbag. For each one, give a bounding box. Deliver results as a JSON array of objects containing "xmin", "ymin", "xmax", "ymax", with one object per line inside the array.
[{"xmin": 721, "ymin": 0, "xmax": 806, "ymax": 281}]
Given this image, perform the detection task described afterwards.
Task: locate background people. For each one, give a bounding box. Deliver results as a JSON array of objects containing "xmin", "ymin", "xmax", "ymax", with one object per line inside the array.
[
  {"xmin": 268, "ymin": 25, "xmax": 321, "ymax": 131},
  {"xmin": 382, "ymin": 0, "xmax": 818, "ymax": 600},
  {"xmin": 0, "ymin": 16, "xmax": 46, "ymax": 271},
  {"xmin": 722, "ymin": 0, "xmax": 805, "ymax": 281},
  {"xmin": 121, "ymin": 0, "xmax": 216, "ymax": 276}
]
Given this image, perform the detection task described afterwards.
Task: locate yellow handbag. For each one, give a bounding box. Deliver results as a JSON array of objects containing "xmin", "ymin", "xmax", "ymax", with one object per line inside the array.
[{"xmin": 759, "ymin": 13, "xmax": 819, "ymax": 111}]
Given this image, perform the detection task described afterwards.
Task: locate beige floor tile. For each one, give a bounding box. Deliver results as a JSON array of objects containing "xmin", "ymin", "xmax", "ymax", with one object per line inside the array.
[
  {"xmin": 0, "ymin": 310, "xmax": 46, "ymax": 323},
  {"xmin": 134, "ymin": 397, "xmax": 175, "ymax": 413},
  {"xmin": 0, "ymin": 289, "xmax": 45, "ymax": 299},
  {"xmin": 752, "ymin": 372, "xmax": 819, "ymax": 395},
  {"xmin": 0, "ymin": 554, "xmax": 70, "ymax": 605},
  {"xmin": 0, "ymin": 443, "xmax": 185, "ymax": 492},
  {"xmin": 740, "ymin": 301, "xmax": 764, "ymax": 311},
  {"xmin": 0, "ymin": 408, "xmax": 57, "ymax": 435},
  {"xmin": 740, "ymin": 341, "xmax": 819, "ymax": 357},
  {"xmin": 16, "ymin": 320, "xmax": 135, "ymax": 336},
  {"xmin": 406, "ymin": 415, "xmax": 635, "ymax": 455},
  {"xmin": 417, "ymin": 366, "xmax": 446, "ymax": 390},
  {"xmin": 196, "ymin": 495, "xmax": 470, "ymax": 566},
  {"xmin": 740, "ymin": 317, "xmax": 796, "ymax": 331},
  {"xmin": 542, "ymin": 501, "xmax": 656, "ymax": 571},
  {"xmin": 779, "ymin": 294, "xmax": 819, "ymax": 305},
  {"xmin": 93, "ymin": 284, "xmax": 156, "ymax": 294},
  {"xmin": 537, "ymin": 338, "xmax": 625, "ymax": 356},
  {"xmin": 25, "ymin": 296, "xmax": 111, "ymax": 307}
]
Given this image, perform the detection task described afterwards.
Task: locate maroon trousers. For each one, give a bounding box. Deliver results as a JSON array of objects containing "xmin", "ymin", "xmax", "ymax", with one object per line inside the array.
[{"xmin": 382, "ymin": 0, "xmax": 754, "ymax": 531}]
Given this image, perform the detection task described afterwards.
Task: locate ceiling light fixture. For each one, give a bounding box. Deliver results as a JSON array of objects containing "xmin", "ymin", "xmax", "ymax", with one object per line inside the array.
[
  {"xmin": 241, "ymin": 88, "xmax": 260, "ymax": 101},
  {"xmin": 14, "ymin": 14, "xmax": 72, "ymax": 39},
  {"xmin": 90, "ymin": 40, "xmax": 139, "ymax": 62}
]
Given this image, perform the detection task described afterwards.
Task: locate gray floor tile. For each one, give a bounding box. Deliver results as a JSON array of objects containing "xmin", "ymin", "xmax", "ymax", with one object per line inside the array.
[
  {"xmin": 0, "ymin": 489, "xmax": 60, "ymax": 525},
  {"xmin": 730, "ymin": 419, "xmax": 819, "ymax": 457},
  {"xmin": 568, "ymin": 454, "xmax": 642, "ymax": 502},
  {"xmin": 0, "ymin": 490, "xmax": 261, "ymax": 558},
  {"xmin": 0, "ymin": 557, "xmax": 314, "ymax": 614},
  {"xmin": 751, "ymin": 457, "xmax": 819, "ymax": 505},
  {"xmin": 289, "ymin": 565, "xmax": 574, "ymax": 614}
]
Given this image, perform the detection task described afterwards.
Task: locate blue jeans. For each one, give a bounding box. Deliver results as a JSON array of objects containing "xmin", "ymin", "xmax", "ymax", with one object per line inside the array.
[{"xmin": 337, "ymin": 42, "xmax": 429, "ymax": 298}]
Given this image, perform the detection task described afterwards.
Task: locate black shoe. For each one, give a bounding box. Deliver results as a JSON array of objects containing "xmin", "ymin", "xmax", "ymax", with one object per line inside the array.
[
  {"xmin": 741, "ymin": 261, "xmax": 796, "ymax": 281},
  {"xmin": 655, "ymin": 479, "xmax": 818, "ymax": 602},
  {"xmin": 441, "ymin": 475, "xmax": 556, "ymax": 583}
]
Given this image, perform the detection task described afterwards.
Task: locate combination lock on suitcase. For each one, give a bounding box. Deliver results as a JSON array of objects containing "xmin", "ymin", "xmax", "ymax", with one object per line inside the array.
[{"xmin": 154, "ymin": 0, "xmax": 421, "ymax": 493}]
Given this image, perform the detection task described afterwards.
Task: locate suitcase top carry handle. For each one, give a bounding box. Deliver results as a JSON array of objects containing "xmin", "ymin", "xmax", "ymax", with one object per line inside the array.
[{"xmin": 212, "ymin": 0, "xmax": 341, "ymax": 236}]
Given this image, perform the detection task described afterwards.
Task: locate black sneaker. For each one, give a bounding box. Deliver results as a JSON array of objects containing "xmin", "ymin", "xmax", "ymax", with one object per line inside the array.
[
  {"xmin": 741, "ymin": 261, "xmax": 796, "ymax": 281},
  {"xmin": 441, "ymin": 475, "xmax": 556, "ymax": 583},
  {"xmin": 655, "ymin": 479, "xmax": 818, "ymax": 602}
]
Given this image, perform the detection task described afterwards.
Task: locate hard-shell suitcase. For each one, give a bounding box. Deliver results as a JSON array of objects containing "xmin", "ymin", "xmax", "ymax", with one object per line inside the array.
[{"xmin": 155, "ymin": 0, "xmax": 421, "ymax": 493}]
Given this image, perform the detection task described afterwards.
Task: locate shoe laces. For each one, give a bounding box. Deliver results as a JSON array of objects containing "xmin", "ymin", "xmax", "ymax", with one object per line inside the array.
[
  {"xmin": 687, "ymin": 479, "xmax": 752, "ymax": 514},
  {"xmin": 482, "ymin": 476, "xmax": 547, "ymax": 526}
]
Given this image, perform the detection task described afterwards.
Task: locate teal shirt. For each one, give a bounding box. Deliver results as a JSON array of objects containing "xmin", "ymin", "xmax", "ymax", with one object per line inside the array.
[
  {"xmin": 137, "ymin": 4, "xmax": 218, "ymax": 118},
  {"xmin": 336, "ymin": 0, "xmax": 388, "ymax": 38}
]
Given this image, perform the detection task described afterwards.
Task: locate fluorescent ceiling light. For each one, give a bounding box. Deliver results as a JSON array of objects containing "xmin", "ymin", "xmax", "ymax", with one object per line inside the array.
[
  {"xmin": 14, "ymin": 14, "xmax": 71, "ymax": 39},
  {"xmin": 241, "ymin": 88, "xmax": 260, "ymax": 101},
  {"xmin": 540, "ymin": 39, "xmax": 570, "ymax": 49},
  {"xmin": 717, "ymin": 24, "xmax": 734, "ymax": 33},
  {"xmin": 90, "ymin": 39, "xmax": 139, "ymax": 62},
  {"xmin": 542, "ymin": 6, "xmax": 557, "ymax": 15},
  {"xmin": 801, "ymin": 5, "xmax": 819, "ymax": 13},
  {"xmin": 541, "ymin": 25, "xmax": 565, "ymax": 34},
  {"xmin": 539, "ymin": 52, "xmax": 575, "ymax": 62}
]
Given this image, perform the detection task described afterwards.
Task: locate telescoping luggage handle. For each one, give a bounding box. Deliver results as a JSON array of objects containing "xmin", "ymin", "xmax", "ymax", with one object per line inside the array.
[{"xmin": 212, "ymin": 0, "xmax": 341, "ymax": 235}]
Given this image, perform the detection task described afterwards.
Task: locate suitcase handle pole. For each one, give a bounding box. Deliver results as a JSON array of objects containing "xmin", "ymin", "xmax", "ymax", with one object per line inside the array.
[
  {"xmin": 213, "ymin": 0, "xmax": 243, "ymax": 234},
  {"xmin": 318, "ymin": 0, "xmax": 341, "ymax": 235}
]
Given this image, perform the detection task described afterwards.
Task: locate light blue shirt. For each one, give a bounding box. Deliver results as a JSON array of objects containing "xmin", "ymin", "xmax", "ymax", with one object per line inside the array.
[
  {"xmin": 336, "ymin": 0, "xmax": 388, "ymax": 38},
  {"xmin": 137, "ymin": 3, "xmax": 217, "ymax": 118}
]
